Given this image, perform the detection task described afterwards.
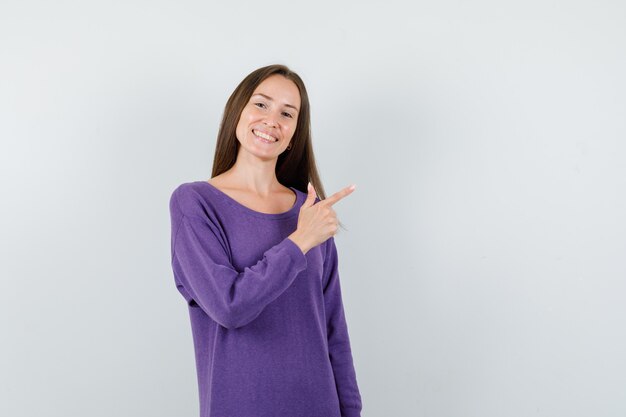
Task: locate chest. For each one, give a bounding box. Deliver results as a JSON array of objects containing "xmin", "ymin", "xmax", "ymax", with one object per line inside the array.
[
  {"xmin": 240, "ymin": 193, "xmax": 295, "ymax": 214},
  {"xmin": 214, "ymin": 185, "xmax": 297, "ymax": 215},
  {"xmin": 224, "ymin": 220, "xmax": 326, "ymax": 290}
]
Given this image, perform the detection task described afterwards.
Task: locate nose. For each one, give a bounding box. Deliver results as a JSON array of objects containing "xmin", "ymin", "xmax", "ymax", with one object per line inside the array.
[{"xmin": 263, "ymin": 111, "xmax": 279, "ymax": 128}]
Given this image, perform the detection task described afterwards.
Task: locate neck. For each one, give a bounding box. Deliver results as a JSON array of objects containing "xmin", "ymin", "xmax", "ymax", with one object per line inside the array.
[{"xmin": 225, "ymin": 154, "xmax": 281, "ymax": 198}]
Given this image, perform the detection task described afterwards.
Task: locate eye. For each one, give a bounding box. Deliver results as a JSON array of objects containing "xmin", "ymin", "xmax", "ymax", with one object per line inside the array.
[
  {"xmin": 254, "ymin": 102, "xmax": 266, "ymax": 109},
  {"xmin": 282, "ymin": 112, "xmax": 293, "ymax": 118}
]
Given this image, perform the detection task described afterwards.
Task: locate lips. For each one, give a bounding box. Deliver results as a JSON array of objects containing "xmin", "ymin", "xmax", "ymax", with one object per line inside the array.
[{"xmin": 252, "ymin": 129, "xmax": 278, "ymax": 142}]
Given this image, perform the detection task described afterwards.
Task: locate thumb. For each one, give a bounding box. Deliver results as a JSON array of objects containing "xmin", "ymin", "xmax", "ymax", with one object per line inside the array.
[{"xmin": 303, "ymin": 182, "xmax": 317, "ymax": 207}]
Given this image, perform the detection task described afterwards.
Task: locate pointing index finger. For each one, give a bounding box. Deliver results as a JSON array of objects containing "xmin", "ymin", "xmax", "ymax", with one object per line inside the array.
[{"xmin": 322, "ymin": 184, "xmax": 356, "ymax": 206}]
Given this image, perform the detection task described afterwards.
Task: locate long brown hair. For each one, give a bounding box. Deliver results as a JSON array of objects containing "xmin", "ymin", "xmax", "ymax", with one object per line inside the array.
[{"xmin": 211, "ymin": 64, "xmax": 346, "ymax": 230}]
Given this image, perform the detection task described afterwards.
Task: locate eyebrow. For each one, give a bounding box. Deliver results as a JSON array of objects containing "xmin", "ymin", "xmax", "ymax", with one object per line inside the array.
[{"xmin": 252, "ymin": 93, "xmax": 299, "ymax": 112}]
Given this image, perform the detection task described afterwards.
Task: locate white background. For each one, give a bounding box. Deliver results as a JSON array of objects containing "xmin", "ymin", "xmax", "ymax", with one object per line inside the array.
[{"xmin": 1, "ymin": 1, "xmax": 625, "ymax": 416}]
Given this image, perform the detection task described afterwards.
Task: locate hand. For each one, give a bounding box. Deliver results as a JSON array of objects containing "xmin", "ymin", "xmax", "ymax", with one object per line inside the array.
[{"xmin": 288, "ymin": 182, "xmax": 356, "ymax": 255}]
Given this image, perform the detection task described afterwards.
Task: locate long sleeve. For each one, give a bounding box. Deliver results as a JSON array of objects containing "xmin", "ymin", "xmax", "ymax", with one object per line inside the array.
[
  {"xmin": 170, "ymin": 190, "xmax": 308, "ymax": 330},
  {"xmin": 323, "ymin": 237, "xmax": 363, "ymax": 417}
]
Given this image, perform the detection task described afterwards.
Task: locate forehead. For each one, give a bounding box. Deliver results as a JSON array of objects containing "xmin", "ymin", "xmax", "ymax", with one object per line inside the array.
[{"xmin": 252, "ymin": 75, "xmax": 301, "ymax": 108}]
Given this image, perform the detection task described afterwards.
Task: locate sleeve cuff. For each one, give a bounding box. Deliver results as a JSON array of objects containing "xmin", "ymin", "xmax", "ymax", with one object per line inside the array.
[{"xmin": 282, "ymin": 237, "xmax": 308, "ymax": 271}]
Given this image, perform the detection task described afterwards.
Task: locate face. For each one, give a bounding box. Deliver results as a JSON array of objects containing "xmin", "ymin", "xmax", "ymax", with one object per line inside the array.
[{"xmin": 235, "ymin": 74, "xmax": 301, "ymax": 160}]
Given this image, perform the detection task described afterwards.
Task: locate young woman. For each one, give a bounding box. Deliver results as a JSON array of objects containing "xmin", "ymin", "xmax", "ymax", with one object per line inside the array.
[{"xmin": 169, "ymin": 64, "xmax": 362, "ymax": 417}]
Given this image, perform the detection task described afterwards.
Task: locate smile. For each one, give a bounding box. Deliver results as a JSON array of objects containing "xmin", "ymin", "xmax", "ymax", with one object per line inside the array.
[{"xmin": 252, "ymin": 129, "xmax": 278, "ymax": 143}]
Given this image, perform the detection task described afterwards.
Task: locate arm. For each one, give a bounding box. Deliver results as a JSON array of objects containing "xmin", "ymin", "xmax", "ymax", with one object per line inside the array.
[
  {"xmin": 170, "ymin": 188, "xmax": 307, "ymax": 329},
  {"xmin": 323, "ymin": 237, "xmax": 363, "ymax": 417}
]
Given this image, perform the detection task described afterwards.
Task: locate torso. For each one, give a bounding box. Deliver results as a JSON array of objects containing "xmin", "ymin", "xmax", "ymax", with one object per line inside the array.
[{"xmin": 207, "ymin": 175, "xmax": 297, "ymax": 215}]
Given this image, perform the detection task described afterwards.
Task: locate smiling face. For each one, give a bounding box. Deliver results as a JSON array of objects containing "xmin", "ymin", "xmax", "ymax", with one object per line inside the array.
[{"xmin": 235, "ymin": 74, "xmax": 301, "ymax": 160}]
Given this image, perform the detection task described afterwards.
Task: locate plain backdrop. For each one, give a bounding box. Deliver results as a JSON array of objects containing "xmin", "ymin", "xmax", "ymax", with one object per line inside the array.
[{"xmin": 1, "ymin": 1, "xmax": 625, "ymax": 416}]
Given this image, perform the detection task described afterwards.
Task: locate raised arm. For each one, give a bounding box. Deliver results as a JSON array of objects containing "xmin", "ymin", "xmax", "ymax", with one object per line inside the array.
[{"xmin": 170, "ymin": 187, "xmax": 307, "ymax": 329}]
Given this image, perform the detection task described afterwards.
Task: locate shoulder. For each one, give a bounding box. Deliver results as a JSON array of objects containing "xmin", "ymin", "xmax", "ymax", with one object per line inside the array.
[
  {"xmin": 321, "ymin": 235, "xmax": 338, "ymax": 268},
  {"xmin": 325, "ymin": 235, "xmax": 337, "ymax": 254},
  {"xmin": 169, "ymin": 181, "xmax": 218, "ymax": 220}
]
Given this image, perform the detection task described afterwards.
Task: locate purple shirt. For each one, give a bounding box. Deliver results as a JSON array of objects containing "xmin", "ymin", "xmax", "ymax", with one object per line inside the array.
[{"xmin": 169, "ymin": 181, "xmax": 362, "ymax": 417}]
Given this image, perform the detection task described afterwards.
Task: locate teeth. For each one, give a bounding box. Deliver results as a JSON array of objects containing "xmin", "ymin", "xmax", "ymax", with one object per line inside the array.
[{"xmin": 253, "ymin": 130, "xmax": 277, "ymax": 142}]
